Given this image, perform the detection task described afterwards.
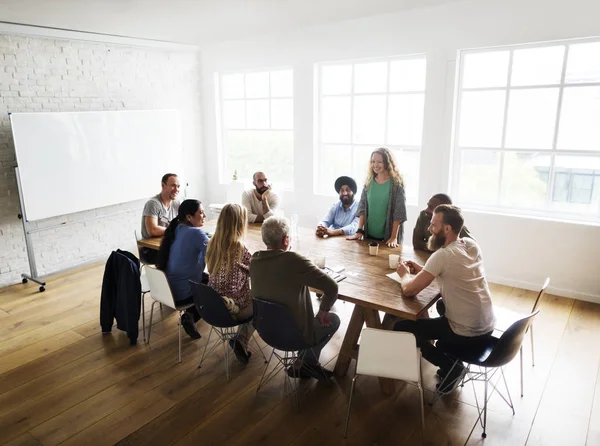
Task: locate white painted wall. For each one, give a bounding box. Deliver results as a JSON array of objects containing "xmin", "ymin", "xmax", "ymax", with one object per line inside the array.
[
  {"xmin": 0, "ymin": 31, "xmax": 202, "ymax": 287},
  {"xmin": 199, "ymin": 0, "xmax": 600, "ymax": 302}
]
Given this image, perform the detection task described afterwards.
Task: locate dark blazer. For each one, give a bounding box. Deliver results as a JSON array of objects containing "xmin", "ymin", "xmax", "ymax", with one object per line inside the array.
[{"xmin": 100, "ymin": 249, "xmax": 142, "ymax": 344}]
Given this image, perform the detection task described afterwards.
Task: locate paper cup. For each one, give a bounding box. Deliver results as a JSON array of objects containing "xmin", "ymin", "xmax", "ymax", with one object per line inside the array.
[
  {"xmin": 389, "ymin": 254, "xmax": 400, "ymax": 269},
  {"xmin": 368, "ymin": 244, "xmax": 379, "ymax": 256},
  {"xmin": 314, "ymin": 256, "xmax": 326, "ymax": 268}
]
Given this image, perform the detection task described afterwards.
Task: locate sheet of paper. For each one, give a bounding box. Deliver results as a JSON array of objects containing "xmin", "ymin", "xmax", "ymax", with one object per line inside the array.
[{"xmin": 386, "ymin": 272, "xmax": 404, "ymax": 284}]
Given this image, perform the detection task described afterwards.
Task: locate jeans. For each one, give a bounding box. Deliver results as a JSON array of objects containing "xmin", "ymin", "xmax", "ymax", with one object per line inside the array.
[
  {"xmin": 300, "ymin": 312, "xmax": 341, "ymax": 365},
  {"xmin": 393, "ymin": 317, "xmax": 492, "ymax": 371},
  {"xmin": 233, "ymin": 304, "xmax": 255, "ymax": 348}
]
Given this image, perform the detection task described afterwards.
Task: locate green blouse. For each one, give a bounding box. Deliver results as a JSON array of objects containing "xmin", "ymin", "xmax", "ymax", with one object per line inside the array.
[{"xmin": 366, "ymin": 178, "xmax": 391, "ymax": 239}]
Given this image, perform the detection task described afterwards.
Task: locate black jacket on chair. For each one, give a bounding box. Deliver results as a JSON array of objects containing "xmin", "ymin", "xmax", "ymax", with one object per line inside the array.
[{"xmin": 100, "ymin": 249, "xmax": 142, "ymax": 344}]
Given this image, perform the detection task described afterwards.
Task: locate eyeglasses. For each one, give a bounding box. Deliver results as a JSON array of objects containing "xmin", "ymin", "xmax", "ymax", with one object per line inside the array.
[{"xmin": 256, "ymin": 179, "xmax": 268, "ymax": 184}]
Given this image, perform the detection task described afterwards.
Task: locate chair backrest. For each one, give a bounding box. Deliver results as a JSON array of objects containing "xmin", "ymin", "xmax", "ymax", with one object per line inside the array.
[
  {"xmin": 252, "ymin": 298, "xmax": 309, "ymax": 351},
  {"xmin": 357, "ymin": 328, "xmax": 421, "ymax": 383},
  {"xmin": 531, "ymin": 277, "xmax": 550, "ymax": 313},
  {"xmin": 482, "ymin": 310, "xmax": 539, "ymax": 368},
  {"xmin": 144, "ymin": 265, "xmax": 176, "ymax": 309},
  {"xmin": 190, "ymin": 281, "xmax": 239, "ymax": 328}
]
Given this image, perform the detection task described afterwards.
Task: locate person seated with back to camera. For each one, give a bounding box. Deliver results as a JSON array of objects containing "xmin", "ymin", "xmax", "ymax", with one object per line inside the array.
[
  {"xmin": 315, "ymin": 175, "xmax": 359, "ymax": 238},
  {"xmin": 156, "ymin": 199, "xmax": 209, "ymax": 340},
  {"xmin": 251, "ymin": 216, "xmax": 340, "ymax": 380},
  {"xmin": 206, "ymin": 203, "xmax": 255, "ymax": 365}
]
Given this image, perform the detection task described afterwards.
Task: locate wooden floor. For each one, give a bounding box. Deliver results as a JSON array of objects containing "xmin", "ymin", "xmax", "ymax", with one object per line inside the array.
[{"xmin": 1, "ymin": 262, "xmax": 599, "ymax": 446}]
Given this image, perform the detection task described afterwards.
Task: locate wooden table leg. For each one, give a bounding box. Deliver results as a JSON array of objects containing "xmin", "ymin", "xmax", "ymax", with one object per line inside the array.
[
  {"xmin": 363, "ymin": 309, "xmax": 395, "ymax": 395},
  {"xmin": 334, "ymin": 304, "xmax": 364, "ymax": 377}
]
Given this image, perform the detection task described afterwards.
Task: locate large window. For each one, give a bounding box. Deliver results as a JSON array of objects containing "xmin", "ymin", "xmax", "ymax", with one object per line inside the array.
[
  {"xmin": 217, "ymin": 68, "xmax": 293, "ymax": 188},
  {"xmin": 453, "ymin": 39, "xmax": 600, "ymax": 222},
  {"xmin": 315, "ymin": 56, "xmax": 427, "ymax": 202}
]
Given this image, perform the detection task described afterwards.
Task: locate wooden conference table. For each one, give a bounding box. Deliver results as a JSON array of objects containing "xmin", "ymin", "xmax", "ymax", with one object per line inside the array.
[{"xmin": 138, "ymin": 222, "xmax": 440, "ymax": 393}]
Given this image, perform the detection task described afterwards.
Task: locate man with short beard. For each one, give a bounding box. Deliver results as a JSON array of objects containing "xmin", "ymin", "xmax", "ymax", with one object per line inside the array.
[
  {"xmin": 316, "ymin": 176, "xmax": 359, "ymax": 237},
  {"xmin": 393, "ymin": 205, "xmax": 496, "ymax": 394},
  {"xmin": 241, "ymin": 171, "xmax": 279, "ymax": 223}
]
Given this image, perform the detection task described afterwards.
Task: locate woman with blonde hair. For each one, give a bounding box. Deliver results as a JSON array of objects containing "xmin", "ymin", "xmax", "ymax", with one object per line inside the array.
[
  {"xmin": 347, "ymin": 147, "xmax": 407, "ymax": 248},
  {"xmin": 206, "ymin": 203, "xmax": 254, "ymax": 364}
]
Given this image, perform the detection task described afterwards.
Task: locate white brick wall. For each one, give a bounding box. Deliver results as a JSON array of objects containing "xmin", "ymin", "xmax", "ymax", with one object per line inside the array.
[{"xmin": 0, "ymin": 33, "xmax": 201, "ymax": 287}]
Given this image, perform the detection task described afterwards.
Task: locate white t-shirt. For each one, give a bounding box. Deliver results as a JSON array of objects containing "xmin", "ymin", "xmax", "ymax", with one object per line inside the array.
[
  {"xmin": 241, "ymin": 189, "xmax": 279, "ymax": 223},
  {"xmin": 423, "ymin": 238, "xmax": 496, "ymax": 337}
]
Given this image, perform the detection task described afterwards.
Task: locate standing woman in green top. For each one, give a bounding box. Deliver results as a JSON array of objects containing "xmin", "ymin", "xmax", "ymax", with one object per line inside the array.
[{"xmin": 347, "ymin": 147, "xmax": 407, "ymax": 248}]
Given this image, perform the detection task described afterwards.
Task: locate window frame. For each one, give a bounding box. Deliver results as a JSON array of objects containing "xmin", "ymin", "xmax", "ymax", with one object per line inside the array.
[
  {"xmin": 313, "ymin": 54, "xmax": 427, "ymax": 202},
  {"xmin": 215, "ymin": 66, "xmax": 294, "ymax": 190},
  {"xmin": 451, "ymin": 37, "xmax": 600, "ymax": 223}
]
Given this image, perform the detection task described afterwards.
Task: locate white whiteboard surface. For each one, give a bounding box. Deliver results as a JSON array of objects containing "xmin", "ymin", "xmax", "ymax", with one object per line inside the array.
[{"xmin": 10, "ymin": 110, "xmax": 183, "ymax": 221}]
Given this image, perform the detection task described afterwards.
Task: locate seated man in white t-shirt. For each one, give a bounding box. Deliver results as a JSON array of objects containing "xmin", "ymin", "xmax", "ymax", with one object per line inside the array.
[
  {"xmin": 393, "ymin": 204, "xmax": 496, "ymax": 393},
  {"xmin": 241, "ymin": 171, "xmax": 279, "ymax": 223}
]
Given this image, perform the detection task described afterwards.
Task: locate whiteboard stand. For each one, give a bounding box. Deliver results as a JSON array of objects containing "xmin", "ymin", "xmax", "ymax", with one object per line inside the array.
[{"xmin": 15, "ymin": 167, "xmax": 46, "ymax": 292}]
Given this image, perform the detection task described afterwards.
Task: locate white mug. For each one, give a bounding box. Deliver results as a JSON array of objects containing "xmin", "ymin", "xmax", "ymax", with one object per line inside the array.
[{"xmin": 389, "ymin": 254, "xmax": 400, "ymax": 269}]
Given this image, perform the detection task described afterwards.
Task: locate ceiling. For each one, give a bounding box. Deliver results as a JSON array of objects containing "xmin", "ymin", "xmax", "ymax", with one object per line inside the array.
[{"xmin": 0, "ymin": 0, "xmax": 465, "ymax": 46}]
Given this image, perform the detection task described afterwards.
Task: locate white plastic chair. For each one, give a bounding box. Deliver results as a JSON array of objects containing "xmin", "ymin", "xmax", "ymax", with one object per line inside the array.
[
  {"xmin": 493, "ymin": 277, "xmax": 549, "ymax": 396},
  {"xmin": 144, "ymin": 265, "xmax": 195, "ymax": 363},
  {"xmin": 134, "ymin": 230, "xmax": 152, "ymax": 343},
  {"xmin": 344, "ymin": 329, "xmax": 425, "ymax": 442}
]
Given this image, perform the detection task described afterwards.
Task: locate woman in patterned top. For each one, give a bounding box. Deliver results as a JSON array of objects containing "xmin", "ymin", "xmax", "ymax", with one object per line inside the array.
[{"xmin": 206, "ymin": 203, "xmax": 254, "ymax": 363}]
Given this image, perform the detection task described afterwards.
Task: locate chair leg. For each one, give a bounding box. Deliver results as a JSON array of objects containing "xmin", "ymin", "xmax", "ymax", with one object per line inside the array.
[
  {"xmin": 178, "ymin": 311, "xmax": 183, "ymax": 363},
  {"xmin": 520, "ymin": 345, "xmax": 524, "ymax": 397},
  {"xmin": 500, "ymin": 367, "xmax": 515, "ymax": 415},
  {"xmin": 482, "ymin": 368, "xmax": 488, "ymax": 438},
  {"xmin": 147, "ymin": 301, "xmax": 157, "ymax": 344},
  {"xmin": 530, "ymin": 325, "xmax": 535, "ymax": 367},
  {"xmin": 141, "ymin": 292, "xmax": 146, "ymax": 343},
  {"xmin": 198, "ymin": 327, "xmax": 215, "ymax": 368},
  {"xmin": 223, "ymin": 330, "xmax": 231, "ymax": 382},
  {"xmin": 344, "ymin": 376, "xmax": 358, "ymax": 438},
  {"xmin": 256, "ymin": 349, "xmax": 275, "ymax": 393},
  {"xmin": 418, "ymin": 382, "xmax": 425, "ymax": 445}
]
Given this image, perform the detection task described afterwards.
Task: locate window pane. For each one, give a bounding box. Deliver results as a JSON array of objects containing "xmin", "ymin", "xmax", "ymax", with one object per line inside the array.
[
  {"xmin": 389, "ymin": 58, "xmax": 426, "ymax": 92},
  {"xmin": 387, "ymin": 94, "xmax": 425, "ymax": 145},
  {"xmin": 551, "ymin": 155, "xmax": 600, "ymax": 213},
  {"xmin": 270, "ymin": 70, "xmax": 293, "ymax": 97},
  {"xmin": 221, "ymin": 73, "xmax": 244, "ymax": 99},
  {"xmin": 505, "ymin": 88, "xmax": 559, "ymax": 149},
  {"xmin": 245, "ymin": 72, "xmax": 269, "ymax": 98},
  {"xmin": 354, "ymin": 61, "xmax": 388, "ymax": 93},
  {"xmin": 353, "ymin": 95, "xmax": 386, "ymax": 144},
  {"xmin": 458, "ymin": 91, "xmax": 506, "ymax": 147},
  {"xmin": 271, "ymin": 99, "xmax": 293, "ymax": 129},
  {"xmin": 566, "ymin": 42, "xmax": 600, "ymax": 84},
  {"xmin": 462, "ymin": 51, "xmax": 510, "ymax": 88},
  {"xmin": 352, "ymin": 146, "xmax": 373, "ymax": 182},
  {"xmin": 511, "ymin": 46, "xmax": 565, "ymax": 86},
  {"xmin": 557, "ymin": 86, "xmax": 600, "ymax": 151},
  {"xmin": 500, "ymin": 153, "xmax": 550, "ymax": 208},
  {"xmin": 321, "ymin": 96, "xmax": 351, "ymax": 143},
  {"xmin": 318, "ymin": 145, "xmax": 353, "ymax": 195},
  {"xmin": 226, "ymin": 130, "xmax": 293, "ymax": 188},
  {"xmin": 246, "ymin": 99, "xmax": 269, "ymax": 129},
  {"xmin": 394, "ymin": 150, "xmax": 419, "ymax": 202},
  {"xmin": 458, "ymin": 150, "xmax": 500, "ymax": 204},
  {"xmin": 322, "ymin": 64, "xmax": 352, "ymax": 95},
  {"xmin": 223, "ymin": 100, "xmax": 245, "ymax": 128}
]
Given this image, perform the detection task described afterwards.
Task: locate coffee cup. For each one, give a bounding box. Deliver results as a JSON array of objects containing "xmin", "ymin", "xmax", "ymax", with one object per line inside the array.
[
  {"xmin": 368, "ymin": 242, "xmax": 379, "ymax": 256},
  {"xmin": 389, "ymin": 254, "xmax": 400, "ymax": 269},
  {"xmin": 314, "ymin": 255, "xmax": 326, "ymax": 268}
]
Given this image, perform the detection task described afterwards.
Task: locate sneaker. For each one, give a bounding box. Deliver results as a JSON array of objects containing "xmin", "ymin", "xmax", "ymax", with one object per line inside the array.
[
  {"xmin": 436, "ymin": 364, "xmax": 466, "ymax": 394},
  {"xmin": 286, "ymin": 365, "xmax": 312, "ymax": 379},
  {"xmin": 436, "ymin": 368, "xmax": 449, "ymax": 379},
  {"xmin": 303, "ymin": 364, "xmax": 335, "ymax": 381},
  {"xmin": 181, "ymin": 313, "xmax": 201, "ymax": 339},
  {"xmin": 229, "ymin": 339, "xmax": 251, "ymax": 364}
]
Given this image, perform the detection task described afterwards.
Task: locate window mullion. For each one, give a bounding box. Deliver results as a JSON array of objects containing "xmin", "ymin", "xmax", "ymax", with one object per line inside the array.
[{"xmin": 496, "ymin": 50, "xmax": 514, "ymax": 205}]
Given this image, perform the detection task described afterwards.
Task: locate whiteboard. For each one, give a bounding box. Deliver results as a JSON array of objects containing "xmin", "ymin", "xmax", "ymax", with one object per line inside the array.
[{"xmin": 10, "ymin": 110, "xmax": 183, "ymax": 221}]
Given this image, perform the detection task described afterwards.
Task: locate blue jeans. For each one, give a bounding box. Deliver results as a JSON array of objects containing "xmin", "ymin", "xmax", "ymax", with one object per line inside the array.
[{"xmin": 300, "ymin": 312, "xmax": 341, "ymax": 365}]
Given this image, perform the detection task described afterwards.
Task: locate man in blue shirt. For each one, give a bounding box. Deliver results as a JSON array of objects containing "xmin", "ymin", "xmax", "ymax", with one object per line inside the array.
[{"xmin": 316, "ymin": 176, "xmax": 359, "ymax": 238}]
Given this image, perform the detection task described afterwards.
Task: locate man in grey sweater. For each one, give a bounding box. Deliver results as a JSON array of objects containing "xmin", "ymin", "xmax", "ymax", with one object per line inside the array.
[{"xmin": 250, "ymin": 216, "xmax": 340, "ymax": 380}]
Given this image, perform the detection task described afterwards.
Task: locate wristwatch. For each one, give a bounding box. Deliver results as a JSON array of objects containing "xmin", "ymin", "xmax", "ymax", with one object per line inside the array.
[{"xmin": 356, "ymin": 228, "xmax": 365, "ymax": 235}]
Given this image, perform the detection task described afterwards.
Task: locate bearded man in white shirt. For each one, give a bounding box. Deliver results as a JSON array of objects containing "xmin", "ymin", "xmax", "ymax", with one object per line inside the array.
[
  {"xmin": 241, "ymin": 171, "xmax": 280, "ymax": 223},
  {"xmin": 394, "ymin": 204, "xmax": 496, "ymax": 393}
]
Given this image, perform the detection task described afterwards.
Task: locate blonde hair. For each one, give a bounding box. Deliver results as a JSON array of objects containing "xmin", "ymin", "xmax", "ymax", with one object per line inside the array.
[
  {"xmin": 206, "ymin": 204, "xmax": 248, "ymax": 275},
  {"xmin": 364, "ymin": 147, "xmax": 404, "ymax": 189}
]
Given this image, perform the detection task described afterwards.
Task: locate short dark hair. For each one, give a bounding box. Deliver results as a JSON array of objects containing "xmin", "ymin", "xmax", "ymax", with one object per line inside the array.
[
  {"xmin": 434, "ymin": 204, "xmax": 464, "ymax": 234},
  {"xmin": 431, "ymin": 193, "xmax": 453, "ymax": 205},
  {"xmin": 161, "ymin": 173, "xmax": 177, "ymax": 185},
  {"xmin": 252, "ymin": 171, "xmax": 264, "ymax": 182}
]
